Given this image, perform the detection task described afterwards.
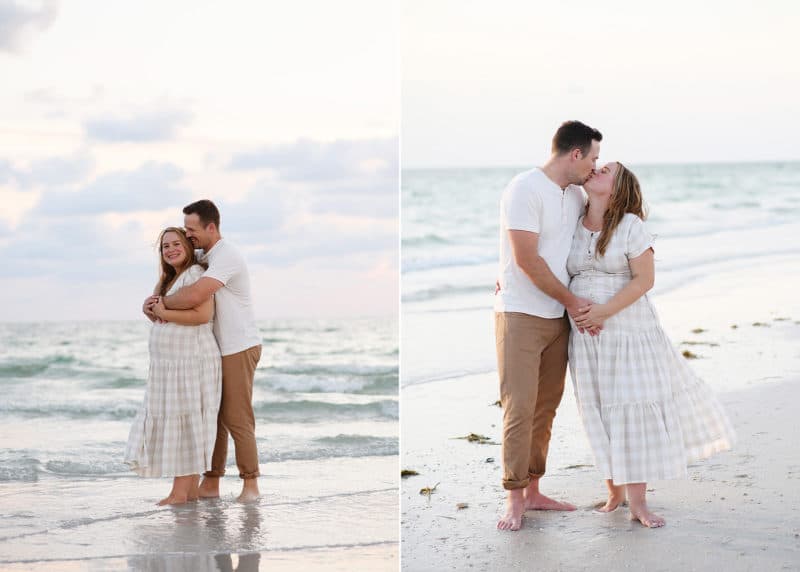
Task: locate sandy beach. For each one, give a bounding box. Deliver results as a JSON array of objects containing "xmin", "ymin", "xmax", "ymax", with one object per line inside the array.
[{"xmin": 401, "ymin": 255, "xmax": 800, "ymax": 571}]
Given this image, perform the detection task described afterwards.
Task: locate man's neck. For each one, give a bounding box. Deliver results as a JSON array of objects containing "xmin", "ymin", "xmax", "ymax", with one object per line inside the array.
[
  {"xmin": 540, "ymin": 158, "xmax": 571, "ymax": 190},
  {"xmin": 205, "ymin": 236, "xmax": 222, "ymax": 252}
]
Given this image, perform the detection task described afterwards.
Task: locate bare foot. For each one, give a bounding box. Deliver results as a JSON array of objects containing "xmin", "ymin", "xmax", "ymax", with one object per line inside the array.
[
  {"xmin": 497, "ymin": 489, "xmax": 525, "ymax": 531},
  {"xmin": 157, "ymin": 493, "xmax": 189, "ymax": 506},
  {"xmin": 629, "ymin": 505, "xmax": 666, "ymax": 528},
  {"xmin": 595, "ymin": 496, "xmax": 627, "ymax": 512},
  {"xmin": 237, "ymin": 480, "xmax": 260, "ymax": 503},
  {"xmin": 197, "ymin": 477, "xmax": 220, "ymax": 499},
  {"xmin": 524, "ymin": 492, "xmax": 576, "ymax": 511},
  {"xmin": 188, "ymin": 475, "xmax": 200, "ymax": 501}
]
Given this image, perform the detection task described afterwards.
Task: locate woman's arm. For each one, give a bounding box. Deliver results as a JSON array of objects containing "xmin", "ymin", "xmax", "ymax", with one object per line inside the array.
[
  {"xmin": 152, "ymin": 295, "xmax": 214, "ymax": 326},
  {"xmin": 573, "ymin": 248, "xmax": 655, "ymax": 330}
]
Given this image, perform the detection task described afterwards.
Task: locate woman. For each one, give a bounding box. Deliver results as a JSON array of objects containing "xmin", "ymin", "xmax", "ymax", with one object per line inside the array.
[
  {"xmin": 124, "ymin": 227, "xmax": 222, "ymax": 505},
  {"xmin": 568, "ymin": 162, "xmax": 734, "ymax": 528}
]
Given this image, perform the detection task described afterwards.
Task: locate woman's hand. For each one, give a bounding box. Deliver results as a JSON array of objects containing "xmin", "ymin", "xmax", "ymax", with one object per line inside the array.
[
  {"xmin": 573, "ymin": 303, "xmax": 610, "ymax": 331},
  {"xmin": 152, "ymin": 296, "xmax": 167, "ymax": 319}
]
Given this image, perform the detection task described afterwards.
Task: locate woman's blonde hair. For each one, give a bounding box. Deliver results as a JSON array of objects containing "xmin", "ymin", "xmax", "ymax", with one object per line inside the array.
[{"xmin": 595, "ymin": 162, "xmax": 648, "ymax": 257}]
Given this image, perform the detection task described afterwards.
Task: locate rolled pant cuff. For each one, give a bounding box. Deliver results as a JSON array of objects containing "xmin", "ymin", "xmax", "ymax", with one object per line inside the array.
[
  {"xmin": 239, "ymin": 471, "xmax": 260, "ymax": 480},
  {"xmin": 203, "ymin": 470, "xmax": 225, "ymax": 478},
  {"xmin": 502, "ymin": 477, "xmax": 530, "ymax": 491}
]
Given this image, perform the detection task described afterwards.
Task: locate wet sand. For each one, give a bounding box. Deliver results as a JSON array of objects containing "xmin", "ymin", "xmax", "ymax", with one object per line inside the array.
[
  {"xmin": 0, "ymin": 456, "xmax": 398, "ymax": 571},
  {"xmin": 401, "ymin": 257, "xmax": 800, "ymax": 571}
]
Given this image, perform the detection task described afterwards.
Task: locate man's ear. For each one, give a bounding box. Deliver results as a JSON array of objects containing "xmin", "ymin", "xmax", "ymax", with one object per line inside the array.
[{"xmin": 572, "ymin": 148, "xmax": 583, "ymax": 161}]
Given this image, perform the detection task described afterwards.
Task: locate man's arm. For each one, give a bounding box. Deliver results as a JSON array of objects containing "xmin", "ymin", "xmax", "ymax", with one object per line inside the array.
[
  {"xmin": 508, "ymin": 230, "xmax": 589, "ymax": 319},
  {"xmin": 153, "ymin": 295, "xmax": 214, "ymax": 325},
  {"xmin": 163, "ymin": 277, "xmax": 223, "ymax": 310}
]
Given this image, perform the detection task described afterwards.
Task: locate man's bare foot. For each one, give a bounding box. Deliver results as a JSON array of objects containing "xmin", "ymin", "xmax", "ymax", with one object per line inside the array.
[
  {"xmin": 629, "ymin": 505, "xmax": 666, "ymax": 528},
  {"xmin": 522, "ymin": 479, "xmax": 576, "ymax": 511},
  {"xmin": 237, "ymin": 479, "xmax": 260, "ymax": 503},
  {"xmin": 524, "ymin": 492, "xmax": 576, "ymax": 511},
  {"xmin": 157, "ymin": 493, "xmax": 189, "ymax": 506},
  {"xmin": 197, "ymin": 476, "xmax": 220, "ymax": 499},
  {"xmin": 497, "ymin": 489, "xmax": 525, "ymax": 531}
]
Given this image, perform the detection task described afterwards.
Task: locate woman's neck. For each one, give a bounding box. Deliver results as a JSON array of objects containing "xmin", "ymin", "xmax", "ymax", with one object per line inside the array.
[{"xmin": 584, "ymin": 195, "xmax": 609, "ymax": 231}]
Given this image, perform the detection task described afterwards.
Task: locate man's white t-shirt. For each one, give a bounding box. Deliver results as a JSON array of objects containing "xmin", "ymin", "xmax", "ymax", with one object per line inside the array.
[
  {"xmin": 494, "ymin": 168, "xmax": 586, "ymax": 318},
  {"xmin": 199, "ymin": 239, "xmax": 261, "ymax": 356}
]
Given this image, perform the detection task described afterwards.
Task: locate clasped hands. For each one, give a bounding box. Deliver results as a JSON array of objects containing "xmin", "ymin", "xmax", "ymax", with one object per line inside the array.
[
  {"xmin": 568, "ymin": 299, "xmax": 608, "ymax": 336},
  {"xmin": 142, "ymin": 295, "xmax": 168, "ymax": 323}
]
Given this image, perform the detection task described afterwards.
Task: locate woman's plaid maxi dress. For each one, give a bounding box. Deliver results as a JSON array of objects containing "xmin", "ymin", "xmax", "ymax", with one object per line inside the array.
[
  {"xmin": 125, "ymin": 265, "xmax": 222, "ymax": 477},
  {"xmin": 567, "ymin": 214, "xmax": 734, "ymax": 484}
]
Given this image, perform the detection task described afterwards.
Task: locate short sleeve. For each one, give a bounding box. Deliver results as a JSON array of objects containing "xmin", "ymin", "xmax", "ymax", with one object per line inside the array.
[
  {"xmin": 504, "ymin": 179, "xmax": 543, "ymax": 233},
  {"xmin": 182, "ymin": 264, "xmax": 205, "ymax": 286},
  {"xmin": 203, "ymin": 246, "xmax": 239, "ymax": 286},
  {"xmin": 625, "ymin": 215, "xmax": 654, "ymax": 259}
]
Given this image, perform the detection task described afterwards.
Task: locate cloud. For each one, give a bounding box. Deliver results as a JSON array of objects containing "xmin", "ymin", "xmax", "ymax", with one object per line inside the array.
[
  {"xmin": 20, "ymin": 152, "xmax": 93, "ymax": 188},
  {"xmin": 84, "ymin": 108, "xmax": 192, "ymax": 142},
  {"xmin": 0, "ymin": 152, "xmax": 93, "ymax": 189},
  {"xmin": 0, "ymin": 0, "xmax": 58, "ymax": 53},
  {"xmin": 0, "ymin": 214, "xmax": 150, "ymax": 280},
  {"xmin": 0, "ymin": 158, "xmax": 14, "ymax": 184},
  {"xmin": 228, "ymin": 137, "xmax": 397, "ymax": 185},
  {"xmin": 36, "ymin": 161, "xmax": 191, "ymax": 215}
]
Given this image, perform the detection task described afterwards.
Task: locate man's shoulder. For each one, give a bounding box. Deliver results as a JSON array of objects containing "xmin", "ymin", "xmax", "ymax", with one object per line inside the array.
[
  {"xmin": 504, "ymin": 168, "xmax": 548, "ymax": 198},
  {"xmin": 209, "ymin": 239, "xmax": 244, "ymax": 259}
]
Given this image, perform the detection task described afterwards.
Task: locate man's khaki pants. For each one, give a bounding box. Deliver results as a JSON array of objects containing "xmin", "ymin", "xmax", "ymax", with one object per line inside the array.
[
  {"xmin": 204, "ymin": 344, "xmax": 262, "ymax": 480},
  {"xmin": 495, "ymin": 312, "xmax": 569, "ymax": 490}
]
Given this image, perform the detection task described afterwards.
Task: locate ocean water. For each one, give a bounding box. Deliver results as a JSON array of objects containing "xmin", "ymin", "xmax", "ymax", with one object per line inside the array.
[
  {"xmin": 0, "ymin": 317, "xmax": 398, "ymax": 568},
  {"xmin": 401, "ymin": 162, "xmax": 800, "ymax": 386}
]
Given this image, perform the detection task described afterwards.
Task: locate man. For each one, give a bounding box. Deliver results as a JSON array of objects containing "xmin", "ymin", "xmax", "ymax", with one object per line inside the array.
[
  {"xmin": 494, "ymin": 121, "xmax": 601, "ymax": 531},
  {"xmin": 143, "ymin": 199, "xmax": 262, "ymax": 502}
]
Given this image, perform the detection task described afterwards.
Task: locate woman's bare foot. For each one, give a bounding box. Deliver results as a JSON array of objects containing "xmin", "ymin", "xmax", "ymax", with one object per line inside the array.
[
  {"xmin": 596, "ymin": 479, "xmax": 626, "ymax": 512},
  {"xmin": 197, "ymin": 476, "xmax": 220, "ymax": 499},
  {"xmin": 157, "ymin": 475, "xmax": 197, "ymax": 505},
  {"xmin": 157, "ymin": 493, "xmax": 189, "ymax": 506},
  {"xmin": 497, "ymin": 489, "xmax": 525, "ymax": 531},
  {"xmin": 629, "ymin": 505, "xmax": 666, "ymax": 528},
  {"xmin": 625, "ymin": 482, "xmax": 665, "ymax": 528},
  {"xmin": 187, "ymin": 475, "xmax": 200, "ymax": 501},
  {"xmin": 595, "ymin": 497, "xmax": 627, "ymax": 512}
]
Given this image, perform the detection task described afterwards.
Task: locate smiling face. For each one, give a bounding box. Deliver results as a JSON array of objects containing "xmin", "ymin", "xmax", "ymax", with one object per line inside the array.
[
  {"xmin": 584, "ymin": 161, "xmax": 619, "ymax": 196},
  {"xmin": 160, "ymin": 231, "xmax": 188, "ymax": 269},
  {"xmin": 183, "ymin": 213, "xmax": 214, "ymax": 251}
]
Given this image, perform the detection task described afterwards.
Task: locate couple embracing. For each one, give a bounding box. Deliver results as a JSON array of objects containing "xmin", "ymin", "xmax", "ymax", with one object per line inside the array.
[
  {"xmin": 124, "ymin": 199, "xmax": 262, "ymax": 505},
  {"xmin": 494, "ymin": 121, "xmax": 735, "ymax": 531}
]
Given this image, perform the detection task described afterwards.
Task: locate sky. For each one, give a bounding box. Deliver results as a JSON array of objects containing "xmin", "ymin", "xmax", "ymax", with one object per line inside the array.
[
  {"xmin": 0, "ymin": 0, "xmax": 399, "ymax": 321},
  {"xmin": 402, "ymin": 0, "xmax": 800, "ymax": 168}
]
